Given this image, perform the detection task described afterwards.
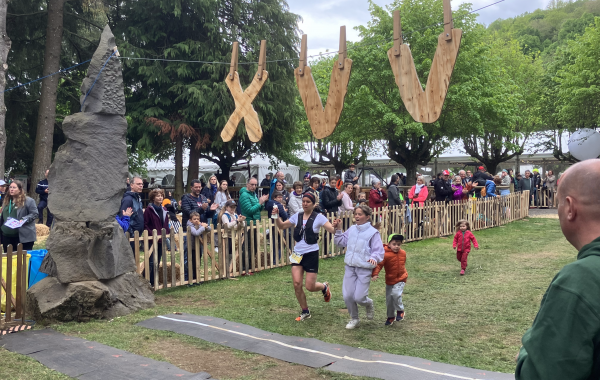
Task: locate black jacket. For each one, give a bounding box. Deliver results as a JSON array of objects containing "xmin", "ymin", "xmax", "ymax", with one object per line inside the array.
[
  {"xmin": 260, "ymin": 178, "xmax": 271, "ymax": 187},
  {"xmin": 201, "ymin": 185, "xmax": 217, "ymax": 203},
  {"xmin": 181, "ymin": 193, "xmax": 214, "ymax": 230},
  {"xmin": 472, "ymin": 170, "xmax": 493, "ymax": 186},
  {"xmin": 321, "ymin": 186, "xmax": 342, "ymax": 213},
  {"xmin": 434, "ymin": 178, "xmax": 454, "ymax": 202},
  {"xmin": 387, "ymin": 184, "xmax": 403, "ymax": 207},
  {"xmin": 532, "ymin": 173, "xmax": 542, "ymax": 188},
  {"xmin": 35, "ymin": 179, "xmax": 49, "ymax": 202},
  {"xmin": 119, "ymin": 191, "xmax": 144, "ymax": 234}
]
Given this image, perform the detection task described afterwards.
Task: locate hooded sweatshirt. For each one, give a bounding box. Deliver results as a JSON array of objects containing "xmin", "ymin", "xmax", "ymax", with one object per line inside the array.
[
  {"xmin": 372, "ymin": 244, "xmax": 407, "ymax": 285},
  {"xmin": 515, "ymin": 236, "xmax": 600, "ymax": 380}
]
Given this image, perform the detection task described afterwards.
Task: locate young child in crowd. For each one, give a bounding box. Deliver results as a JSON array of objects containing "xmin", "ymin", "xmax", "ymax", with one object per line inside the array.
[
  {"xmin": 186, "ymin": 211, "xmax": 210, "ymax": 286},
  {"xmin": 452, "ymin": 219, "xmax": 478, "ymax": 275},
  {"xmin": 334, "ymin": 205, "xmax": 385, "ymax": 330},
  {"xmin": 372, "ymin": 234, "xmax": 407, "ymax": 326},
  {"xmin": 218, "ymin": 200, "xmax": 246, "ymax": 275},
  {"xmin": 116, "ymin": 207, "xmax": 133, "ymax": 233},
  {"xmin": 356, "ymin": 192, "xmax": 368, "ymax": 206}
]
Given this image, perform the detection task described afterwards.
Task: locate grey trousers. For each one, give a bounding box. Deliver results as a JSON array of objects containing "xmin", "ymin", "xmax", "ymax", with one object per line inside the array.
[
  {"xmin": 386, "ymin": 282, "xmax": 405, "ymax": 318},
  {"xmin": 343, "ymin": 265, "xmax": 374, "ymax": 320}
]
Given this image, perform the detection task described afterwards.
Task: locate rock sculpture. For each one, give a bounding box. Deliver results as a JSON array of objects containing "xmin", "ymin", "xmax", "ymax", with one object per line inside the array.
[{"xmin": 28, "ymin": 26, "xmax": 155, "ymax": 322}]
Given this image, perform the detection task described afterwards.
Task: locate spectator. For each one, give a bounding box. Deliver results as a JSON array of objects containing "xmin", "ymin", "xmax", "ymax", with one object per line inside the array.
[
  {"xmin": 266, "ymin": 191, "xmax": 289, "ymax": 262},
  {"xmin": 218, "ymin": 200, "xmax": 245, "ymax": 275},
  {"xmin": 398, "ymin": 173, "xmax": 407, "ymax": 186},
  {"xmin": 335, "ymin": 174, "xmax": 343, "ymax": 190},
  {"xmin": 515, "ymin": 173, "xmax": 523, "ymax": 192},
  {"xmin": 515, "ymin": 159, "xmax": 600, "ymax": 380},
  {"xmin": 500, "ymin": 170, "xmax": 511, "ymax": 196},
  {"xmin": 532, "ymin": 169, "xmax": 542, "ymax": 206},
  {"xmin": 0, "ymin": 179, "xmax": 6, "ymax": 204},
  {"xmin": 465, "ymin": 170, "xmax": 473, "ymax": 182},
  {"xmin": 116, "ymin": 207, "xmax": 133, "ymax": 233},
  {"xmin": 35, "ymin": 169, "xmax": 53, "ymax": 227},
  {"xmin": 485, "ymin": 176, "xmax": 502, "ymax": 198},
  {"xmin": 430, "ymin": 173, "xmax": 441, "ymax": 187},
  {"xmin": 434, "ymin": 170, "xmax": 454, "ymax": 202},
  {"xmin": 143, "ymin": 189, "xmax": 170, "ymax": 286},
  {"xmin": 214, "ymin": 180, "xmax": 232, "ymax": 217},
  {"xmin": 451, "ymin": 175, "xmax": 464, "ymax": 201},
  {"xmin": 260, "ymin": 173, "xmax": 272, "ymax": 188},
  {"xmin": 472, "ymin": 166, "xmax": 493, "ymax": 186},
  {"xmin": 302, "ymin": 172, "xmax": 311, "ymax": 192},
  {"xmin": 125, "ymin": 177, "xmax": 131, "ymax": 192},
  {"xmin": 356, "ymin": 192, "xmax": 368, "ymax": 206},
  {"xmin": 339, "ymin": 182, "xmax": 355, "ymax": 215},
  {"xmin": 544, "ymin": 170, "xmax": 557, "ymax": 208},
  {"xmin": 186, "ymin": 211, "xmax": 209, "ymax": 284},
  {"xmin": 201, "ymin": 175, "xmax": 218, "ymax": 203},
  {"xmin": 387, "ymin": 174, "xmax": 403, "ymax": 208},
  {"xmin": 182, "ymin": 180, "xmax": 217, "ymax": 228},
  {"xmin": 163, "ymin": 191, "xmax": 178, "ymax": 212},
  {"xmin": 119, "ymin": 176, "xmax": 145, "ymax": 251},
  {"xmin": 369, "ymin": 179, "xmax": 387, "ymax": 210},
  {"xmin": 0, "ymin": 180, "xmax": 38, "ymax": 252},
  {"xmin": 344, "ymin": 164, "xmax": 361, "ymax": 199},
  {"xmin": 408, "ymin": 176, "xmax": 428, "ymax": 207},
  {"xmin": 274, "ymin": 180, "xmax": 289, "ymax": 206},
  {"xmin": 229, "ymin": 174, "xmax": 236, "ymax": 187},
  {"xmin": 288, "ymin": 181, "xmax": 304, "ymax": 215},
  {"xmin": 239, "ymin": 178, "xmax": 269, "ymax": 274},
  {"xmin": 305, "ymin": 177, "xmax": 323, "ymax": 213},
  {"xmin": 519, "ymin": 170, "xmax": 534, "ymax": 205},
  {"xmin": 508, "ymin": 169, "xmax": 516, "ymax": 193},
  {"xmin": 269, "ymin": 171, "xmax": 286, "ymax": 199},
  {"xmin": 322, "ymin": 178, "xmax": 343, "ymax": 214}
]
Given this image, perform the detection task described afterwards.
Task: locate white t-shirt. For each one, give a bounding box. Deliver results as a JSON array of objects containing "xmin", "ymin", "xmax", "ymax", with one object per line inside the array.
[{"xmin": 288, "ymin": 212, "xmax": 329, "ymax": 254}]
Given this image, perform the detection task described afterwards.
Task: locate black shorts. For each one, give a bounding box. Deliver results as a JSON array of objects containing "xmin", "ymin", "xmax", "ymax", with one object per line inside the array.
[{"xmin": 291, "ymin": 250, "xmax": 319, "ymax": 273}]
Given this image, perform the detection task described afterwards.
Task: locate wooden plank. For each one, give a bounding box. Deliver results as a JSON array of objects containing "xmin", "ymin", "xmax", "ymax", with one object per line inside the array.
[
  {"xmin": 200, "ymin": 232, "xmax": 207, "ymax": 282},
  {"xmin": 21, "ymin": 247, "xmax": 27, "ymax": 322},
  {"xmin": 143, "ymin": 230, "xmax": 150, "ymax": 281},
  {"xmin": 338, "ymin": 26, "xmax": 346, "ymax": 69},
  {"xmin": 6, "ymin": 245, "xmax": 13, "ymax": 321},
  {"xmin": 443, "ymin": 0, "xmax": 453, "ymax": 41},
  {"xmin": 257, "ymin": 40, "xmax": 266, "ymax": 79},
  {"xmin": 178, "ymin": 229, "xmax": 185, "ymax": 283},
  {"xmin": 170, "ymin": 229, "xmax": 176, "ymax": 288},
  {"xmin": 262, "ymin": 219, "xmax": 269, "ymax": 271},
  {"xmin": 161, "ymin": 229, "xmax": 168, "ymax": 289},
  {"xmin": 134, "ymin": 231, "xmax": 141, "ymax": 274},
  {"xmin": 393, "ymin": 10, "xmax": 402, "ymax": 56},
  {"xmin": 15, "ymin": 245, "xmax": 22, "ymax": 319},
  {"xmin": 268, "ymin": 218, "xmax": 275, "ymax": 267},
  {"xmin": 229, "ymin": 41, "xmax": 239, "ymax": 80},
  {"xmin": 152, "ymin": 230, "xmax": 159, "ymax": 291},
  {"xmin": 298, "ymin": 34, "xmax": 307, "ymax": 75}
]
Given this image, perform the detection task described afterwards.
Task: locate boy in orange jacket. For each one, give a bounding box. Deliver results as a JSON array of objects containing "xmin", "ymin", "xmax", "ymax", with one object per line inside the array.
[
  {"xmin": 452, "ymin": 219, "xmax": 479, "ymax": 276},
  {"xmin": 372, "ymin": 234, "xmax": 407, "ymax": 326}
]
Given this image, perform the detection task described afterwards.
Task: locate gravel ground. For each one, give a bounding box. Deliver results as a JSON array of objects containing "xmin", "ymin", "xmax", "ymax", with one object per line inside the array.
[{"xmin": 528, "ymin": 208, "xmax": 559, "ymax": 218}]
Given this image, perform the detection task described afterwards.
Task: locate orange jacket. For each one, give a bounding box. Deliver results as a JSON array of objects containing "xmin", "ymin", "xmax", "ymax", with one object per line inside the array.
[{"xmin": 372, "ymin": 244, "xmax": 407, "ymax": 285}]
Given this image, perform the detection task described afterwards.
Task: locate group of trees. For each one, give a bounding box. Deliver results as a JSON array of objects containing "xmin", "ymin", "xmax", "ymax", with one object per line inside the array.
[{"xmin": 3, "ymin": 0, "xmax": 600, "ymax": 195}]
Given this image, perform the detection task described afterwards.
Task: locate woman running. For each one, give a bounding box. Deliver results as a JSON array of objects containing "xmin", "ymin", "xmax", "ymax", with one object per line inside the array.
[{"xmin": 273, "ymin": 192, "xmax": 333, "ymax": 321}]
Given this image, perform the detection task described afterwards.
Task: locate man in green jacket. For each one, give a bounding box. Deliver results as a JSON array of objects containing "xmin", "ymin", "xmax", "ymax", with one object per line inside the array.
[
  {"xmin": 516, "ymin": 159, "xmax": 600, "ymax": 380},
  {"xmin": 238, "ymin": 178, "xmax": 268, "ymax": 274}
]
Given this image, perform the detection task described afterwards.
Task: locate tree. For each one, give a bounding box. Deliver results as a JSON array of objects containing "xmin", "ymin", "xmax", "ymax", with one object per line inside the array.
[
  {"xmin": 112, "ymin": 0, "xmax": 303, "ymax": 186},
  {"xmin": 29, "ymin": 0, "xmax": 67, "ymax": 198},
  {"xmin": 0, "ymin": 0, "xmax": 11, "ymax": 178}
]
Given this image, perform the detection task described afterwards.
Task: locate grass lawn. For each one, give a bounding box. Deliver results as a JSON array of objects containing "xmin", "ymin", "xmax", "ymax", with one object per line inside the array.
[{"xmin": 1, "ymin": 217, "xmax": 575, "ymax": 380}]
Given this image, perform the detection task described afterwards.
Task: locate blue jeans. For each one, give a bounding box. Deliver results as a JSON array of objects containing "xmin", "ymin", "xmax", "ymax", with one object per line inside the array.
[{"xmin": 37, "ymin": 200, "xmax": 53, "ymax": 227}]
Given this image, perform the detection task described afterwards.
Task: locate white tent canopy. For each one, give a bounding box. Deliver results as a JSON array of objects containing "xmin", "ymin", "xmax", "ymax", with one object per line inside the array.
[{"xmin": 145, "ymin": 153, "xmax": 299, "ymax": 187}]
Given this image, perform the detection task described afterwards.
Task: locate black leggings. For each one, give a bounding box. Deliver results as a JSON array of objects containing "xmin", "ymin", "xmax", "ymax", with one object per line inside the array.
[{"xmin": 2, "ymin": 235, "xmax": 34, "ymax": 252}]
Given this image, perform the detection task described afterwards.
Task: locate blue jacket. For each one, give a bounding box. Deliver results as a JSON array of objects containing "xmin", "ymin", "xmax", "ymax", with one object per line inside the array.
[
  {"xmin": 119, "ymin": 191, "xmax": 144, "ymax": 234},
  {"xmin": 115, "ymin": 215, "xmax": 130, "ymax": 233},
  {"xmin": 35, "ymin": 179, "xmax": 49, "ymax": 202},
  {"xmin": 485, "ymin": 180, "xmax": 497, "ymax": 198},
  {"xmin": 265, "ymin": 200, "xmax": 288, "ymax": 222}
]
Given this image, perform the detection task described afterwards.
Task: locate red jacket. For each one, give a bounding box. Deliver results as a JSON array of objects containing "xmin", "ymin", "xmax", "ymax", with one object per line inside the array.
[
  {"xmin": 369, "ymin": 188, "xmax": 387, "ymax": 209},
  {"xmin": 372, "ymin": 245, "xmax": 407, "ymax": 285},
  {"xmin": 453, "ymin": 230, "xmax": 478, "ymax": 252},
  {"xmin": 408, "ymin": 185, "xmax": 428, "ymax": 206}
]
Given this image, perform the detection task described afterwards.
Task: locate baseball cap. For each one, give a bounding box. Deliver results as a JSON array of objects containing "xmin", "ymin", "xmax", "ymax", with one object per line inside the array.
[
  {"xmin": 388, "ymin": 234, "xmax": 404, "ymax": 243},
  {"xmin": 0, "ymin": 180, "xmax": 5, "ymax": 186},
  {"xmin": 478, "ymin": 166, "xmax": 484, "ymax": 170},
  {"xmin": 442, "ymin": 170, "xmax": 450, "ymax": 176}
]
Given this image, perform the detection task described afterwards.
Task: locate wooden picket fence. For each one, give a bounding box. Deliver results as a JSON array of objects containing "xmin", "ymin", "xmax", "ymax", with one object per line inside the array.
[
  {"xmin": 128, "ymin": 191, "xmax": 530, "ymax": 290},
  {"xmin": 0, "ymin": 244, "xmax": 29, "ymax": 328}
]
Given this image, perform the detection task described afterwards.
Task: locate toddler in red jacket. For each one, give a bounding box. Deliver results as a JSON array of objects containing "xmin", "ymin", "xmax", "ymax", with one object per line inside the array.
[{"xmin": 452, "ymin": 220, "xmax": 478, "ymax": 276}]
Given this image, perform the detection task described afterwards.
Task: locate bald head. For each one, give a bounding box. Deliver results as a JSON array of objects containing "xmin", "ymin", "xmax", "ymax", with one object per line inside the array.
[{"xmin": 557, "ymin": 159, "xmax": 600, "ymax": 250}]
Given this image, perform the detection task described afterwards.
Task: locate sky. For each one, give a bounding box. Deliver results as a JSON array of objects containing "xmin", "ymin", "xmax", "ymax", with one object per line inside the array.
[{"xmin": 287, "ymin": 0, "xmax": 548, "ymax": 57}]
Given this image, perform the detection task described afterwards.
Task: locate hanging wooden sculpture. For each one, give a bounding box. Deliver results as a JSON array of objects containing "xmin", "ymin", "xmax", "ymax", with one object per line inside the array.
[
  {"xmin": 221, "ymin": 40, "xmax": 268, "ymax": 143},
  {"xmin": 295, "ymin": 27, "xmax": 352, "ymax": 139},
  {"xmin": 388, "ymin": 0, "xmax": 462, "ymax": 123}
]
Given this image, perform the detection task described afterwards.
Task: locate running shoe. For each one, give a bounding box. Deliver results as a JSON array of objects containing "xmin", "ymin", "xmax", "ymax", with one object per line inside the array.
[
  {"xmin": 396, "ymin": 311, "xmax": 405, "ymax": 321},
  {"xmin": 366, "ymin": 302, "xmax": 375, "ymax": 320},
  {"xmin": 295, "ymin": 310, "xmax": 311, "ymax": 321},
  {"xmin": 460, "ymin": 269, "xmax": 465, "ymax": 276},
  {"xmin": 385, "ymin": 317, "xmax": 395, "ymax": 326},
  {"xmin": 322, "ymin": 282, "xmax": 331, "ymax": 302},
  {"xmin": 346, "ymin": 319, "xmax": 360, "ymax": 329}
]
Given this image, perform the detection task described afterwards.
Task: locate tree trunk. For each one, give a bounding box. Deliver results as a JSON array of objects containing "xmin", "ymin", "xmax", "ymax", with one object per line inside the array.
[
  {"xmin": 405, "ymin": 164, "xmax": 418, "ymax": 187},
  {"xmin": 216, "ymin": 161, "xmax": 232, "ymax": 184},
  {"xmin": 30, "ymin": 0, "xmax": 66, "ymax": 198},
  {"xmin": 186, "ymin": 136, "xmax": 200, "ymax": 192},
  {"xmin": 174, "ymin": 133, "xmax": 184, "ymax": 201},
  {"xmin": 0, "ymin": 0, "xmax": 11, "ymax": 179},
  {"xmin": 484, "ymin": 162, "xmax": 499, "ymax": 176}
]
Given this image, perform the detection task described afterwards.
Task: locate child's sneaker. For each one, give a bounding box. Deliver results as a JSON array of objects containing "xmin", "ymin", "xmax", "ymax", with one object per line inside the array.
[
  {"xmin": 346, "ymin": 319, "xmax": 360, "ymax": 329},
  {"xmin": 385, "ymin": 317, "xmax": 395, "ymax": 326},
  {"xmin": 295, "ymin": 310, "xmax": 311, "ymax": 321},
  {"xmin": 460, "ymin": 269, "xmax": 465, "ymax": 276},
  {"xmin": 366, "ymin": 302, "xmax": 375, "ymax": 320},
  {"xmin": 396, "ymin": 311, "xmax": 405, "ymax": 321},
  {"xmin": 322, "ymin": 282, "xmax": 331, "ymax": 302}
]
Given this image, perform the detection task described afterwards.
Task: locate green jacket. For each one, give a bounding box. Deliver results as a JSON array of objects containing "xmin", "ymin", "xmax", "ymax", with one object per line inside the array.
[
  {"xmin": 516, "ymin": 236, "xmax": 600, "ymax": 380},
  {"xmin": 239, "ymin": 187, "xmax": 263, "ymax": 222}
]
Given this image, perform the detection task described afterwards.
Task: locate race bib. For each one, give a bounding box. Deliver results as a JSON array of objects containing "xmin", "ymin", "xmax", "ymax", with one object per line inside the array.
[{"xmin": 289, "ymin": 251, "xmax": 303, "ymax": 264}]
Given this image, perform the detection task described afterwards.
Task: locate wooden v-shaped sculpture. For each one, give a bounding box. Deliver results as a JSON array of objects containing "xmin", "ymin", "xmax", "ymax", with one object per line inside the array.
[
  {"xmin": 221, "ymin": 40, "xmax": 268, "ymax": 143},
  {"xmin": 388, "ymin": 0, "xmax": 462, "ymax": 123},
  {"xmin": 295, "ymin": 27, "xmax": 352, "ymax": 139}
]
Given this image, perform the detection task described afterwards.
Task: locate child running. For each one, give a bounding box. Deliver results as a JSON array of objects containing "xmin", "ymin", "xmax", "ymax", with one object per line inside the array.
[
  {"xmin": 453, "ymin": 219, "xmax": 479, "ymax": 275},
  {"xmin": 333, "ymin": 205, "xmax": 385, "ymax": 329},
  {"xmin": 372, "ymin": 234, "xmax": 407, "ymax": 326}
]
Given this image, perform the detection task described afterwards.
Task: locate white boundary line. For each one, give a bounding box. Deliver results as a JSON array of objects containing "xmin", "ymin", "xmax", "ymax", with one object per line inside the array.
[{"xmin": 156, "ymin": 315, "xmax": 490, "ymax": 380}]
